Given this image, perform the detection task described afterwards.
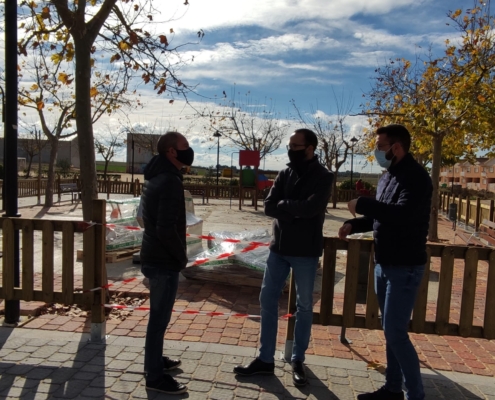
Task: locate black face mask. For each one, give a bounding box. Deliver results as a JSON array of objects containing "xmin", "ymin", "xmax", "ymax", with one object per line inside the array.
[
  {"xmin": 288, "ymin": 148, "xmax": 307, "ymax": 164},
  {"xmin": 176, "ymin": 147, "xmax": 194, "ymax": 166}
]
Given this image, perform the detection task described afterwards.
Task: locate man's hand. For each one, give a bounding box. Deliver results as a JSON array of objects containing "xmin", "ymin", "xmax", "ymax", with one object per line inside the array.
[
  {"xmin": 338, "ymin": 223, "xmax": 352, "ymax": 241},
  {"xmin": 348, "ymin": 198, "xmax": 358, "ymax": 217}
]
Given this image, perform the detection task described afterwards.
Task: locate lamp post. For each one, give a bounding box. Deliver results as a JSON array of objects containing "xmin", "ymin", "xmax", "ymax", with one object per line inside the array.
[
  {"xmin": 131, "ymin": 133, "xmax": 135, "ymax": 192},
  {"xmin": 213, "ymin": 131, "xmax": 221, "ymax": 197},
  {"xmin": 350, "ymin": 137, "xmax": 358, "ymax": 191},
  {"xmin": 230, "ymin": 151, "xmax": 239, "ymax": 209},
  {"xmin": 4, "ymin": 0, "xmax": 20, "ymax": 324}
]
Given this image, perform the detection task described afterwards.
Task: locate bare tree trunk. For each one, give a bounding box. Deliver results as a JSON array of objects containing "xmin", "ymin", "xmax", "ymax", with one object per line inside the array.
[
  {"xmin": 44, "ymin": 138, "xmax": 59, "ymax": 207},
  {"xmin": 331, "ymin": 177, "xmax": 338, "ymax": 209},
  {"xmin": 75, "ymin": 39, "xmax": 98, "ymax": 220},
  {"xmin": 104, "ymin": 160, "xmax": 109, "ymax": 181},
  {"xmin": 428, "ymin": 135, "xmax": 443, "ymax": 242},
  {"xmin": 26, "ymin": 156, "xmax": 33, "ymax": 178}
]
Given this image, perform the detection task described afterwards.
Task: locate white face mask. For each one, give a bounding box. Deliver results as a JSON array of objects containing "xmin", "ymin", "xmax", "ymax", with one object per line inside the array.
[{"xmin": 374, "ymin": 148, "xmax": 392, "ymax": 169}]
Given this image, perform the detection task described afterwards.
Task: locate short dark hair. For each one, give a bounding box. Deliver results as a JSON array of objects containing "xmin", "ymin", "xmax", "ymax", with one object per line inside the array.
[
  {"xmin": 157, "ymin": 132, "xmax": 180, "ymax": 155},
  {"xmin": 376, "ymin": 124, "xmax": 411, "ymax": 153},
  {"xmin": 294, "ymin": 128, "xmax": 318, "ymax": 150}
]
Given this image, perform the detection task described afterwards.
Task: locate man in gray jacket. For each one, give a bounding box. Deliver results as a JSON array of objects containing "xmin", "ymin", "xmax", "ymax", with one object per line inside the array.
[{"xmin": 140, "ymin": 131, "xmax": 194, "ymax": 395}]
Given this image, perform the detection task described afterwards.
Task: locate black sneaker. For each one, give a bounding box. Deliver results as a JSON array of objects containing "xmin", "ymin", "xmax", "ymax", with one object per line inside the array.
[
  {"xmin": 357, "ymin": 386, "xmax": 404, "ymax": 400},
  {"xmin": 233, "ymin": 358, "xmax": 275, "ymax": 376},
  {"xmin": 163, "ymin": 356, "xmax": 181, "ymax": 371},
  {"xmin": 144, "ymin": 356, "xmax": 182, "ymax": 374},
  {"xmin": 145, "ymin": 374, "xmax": 187, "ymax": 395}
]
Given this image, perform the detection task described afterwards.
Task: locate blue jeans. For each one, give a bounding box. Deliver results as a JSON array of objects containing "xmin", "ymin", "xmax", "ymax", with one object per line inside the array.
[
  {"xmin": 375, "ymin": 264, "xmax": 425, "ymax": 400},
  {"xmin": 259, "ymin": 251, "xmax": 319, "ymax": 363},
  {"xmin": 141, "ymin": 264, "xmax": 180, "ymax": 382}
]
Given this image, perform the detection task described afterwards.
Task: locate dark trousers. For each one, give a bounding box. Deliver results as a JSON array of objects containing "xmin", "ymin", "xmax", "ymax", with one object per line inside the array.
[{"xmin": 141, "ymin": 263, "xmax": 179, "ymax": 382}]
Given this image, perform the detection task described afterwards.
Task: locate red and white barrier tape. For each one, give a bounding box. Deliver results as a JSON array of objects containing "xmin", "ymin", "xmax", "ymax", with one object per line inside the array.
[{"xmin": 104, "ymin": 304, "xmax": 292, "ymax": 319}]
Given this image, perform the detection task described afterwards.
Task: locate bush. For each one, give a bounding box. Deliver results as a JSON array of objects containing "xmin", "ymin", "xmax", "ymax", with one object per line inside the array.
[
  {"xmin": 56, "ymin": 159, "xmax": 72, "ymax": 178},
  {"xmin": 339, "ymin": 179, "xmax": 374, "ymax": 191}
]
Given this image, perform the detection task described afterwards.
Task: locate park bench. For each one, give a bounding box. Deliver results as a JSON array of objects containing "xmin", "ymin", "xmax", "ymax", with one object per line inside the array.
[
  {"xmin": 188, "ymin": 188, "xmax": 207, "ymax": 204},
  {"xmin": 59, "ymin": 183, "xmax": 80, "ymax": 203}
]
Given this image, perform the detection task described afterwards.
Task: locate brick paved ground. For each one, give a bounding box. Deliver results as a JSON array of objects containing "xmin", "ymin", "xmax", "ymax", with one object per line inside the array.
[
  {"xmin": 4, "ymin": 200, "xmax": 495, "ymax": 380},
  {"xmin": 0, "ymin": 328, "xmax": 494, "ymax": 399}
]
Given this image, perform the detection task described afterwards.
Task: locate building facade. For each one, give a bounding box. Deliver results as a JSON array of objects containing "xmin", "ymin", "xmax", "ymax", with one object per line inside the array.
[{"xmin": 439, "ymin": 158, "xmax": 495, "ymax": 192}]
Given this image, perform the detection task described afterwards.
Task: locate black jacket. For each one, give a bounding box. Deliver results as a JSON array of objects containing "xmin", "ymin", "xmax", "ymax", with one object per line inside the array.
[
  {"xmin": 265, "ymin": 157, "xmax": 333, "ymax": 257},
  {"xmin": 347, "ymin": 153, "xmax": 432, "ymax": 266},
  {"xmin": 140, "ymin": 155, "xmax": 187, "ymax": 271}
]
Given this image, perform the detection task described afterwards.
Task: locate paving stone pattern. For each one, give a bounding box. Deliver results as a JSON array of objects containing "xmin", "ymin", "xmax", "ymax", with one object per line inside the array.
[{"xmin": 0, "ymin": 330, "xmax": 494, "ymax": 399}]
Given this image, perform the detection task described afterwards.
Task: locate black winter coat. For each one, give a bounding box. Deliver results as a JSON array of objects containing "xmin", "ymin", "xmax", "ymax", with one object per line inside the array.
[
  {"xmin": 140, "ymin": 155, "xmax": 187, "ymax": 271},
  {"xmin": 265, "ymin": 157, "xmax": 334, "ymax": 257},
  {"xmin": 347, "ymin": 153, "xmax": 432, "ymax": 266}
]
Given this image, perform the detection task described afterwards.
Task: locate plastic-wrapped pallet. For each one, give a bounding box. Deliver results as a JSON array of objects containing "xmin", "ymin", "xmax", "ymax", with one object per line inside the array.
[
  {"xmin": 130, "ymin": 190, "xmax": 205, "ymax": 263},
  {"xmin": 106, "ymin": 198, "xmax": 142, "ymax": 251},
  {"xmin": 182, "ymin": 229, "xmax": 271, "ymax": 287}
]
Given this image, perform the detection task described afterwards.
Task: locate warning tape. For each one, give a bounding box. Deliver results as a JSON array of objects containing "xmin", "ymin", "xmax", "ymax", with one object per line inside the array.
[
  {"xmin": 104, "ymin": 304, "xmax": 293, "ymax": 319},
  {"xmin": 78, "ymin": 232, "xmax": 269, "ymax": 292}
]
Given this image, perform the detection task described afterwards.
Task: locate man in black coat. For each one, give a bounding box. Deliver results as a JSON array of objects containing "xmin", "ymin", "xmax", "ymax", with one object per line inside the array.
[
  {"xmin": 234, "ymin": 129, "xmax": 334, "ymax": 387},
  {"xmin": 339, "ymin": 124, "xmax": 432, "ymax": 400},
  {"xmin": 140, "ymin": 131, "xmax": 194, "ymax": 395}
]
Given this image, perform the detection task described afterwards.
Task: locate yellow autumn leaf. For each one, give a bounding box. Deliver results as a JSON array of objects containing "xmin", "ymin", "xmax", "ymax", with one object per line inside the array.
[
  {"xmin": 51, "ymin": 53, "xmax": 62, "ymax": 64},
  {"xmin": 90, "ymin": 87, "xmax": 99, "ymax": 97},
  {"xmin": 118, "ymin": 41, "xmax": 131, "ymax": 51},
  {"xmin": 58, "ymin": 73, "xmax": 69, "ymax": 84},
  {"xmin": 37, "ymin": 101, "xmax": 44, "ymax": 111},
  {"xmin": 30, "ymin": 84, "xmax": 39, "ymax": 91}
]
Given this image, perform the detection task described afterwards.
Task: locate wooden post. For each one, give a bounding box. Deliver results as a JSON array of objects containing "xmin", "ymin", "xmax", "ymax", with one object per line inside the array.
[
  {"xmin": 466, "ymin": 197, "xmax": 471, "ymax": 226},
  {"xmin": 490, "ymin": 200, "xmax": 494, "ymax": 223},
  {"xmin": 91, "ymin": 199, "xmax": 107, "ymax": 342},
  {"xmin": 284, "ymin": 272, "xmax": 296, "ymax": 362},
  {"xmin": 457, "ymin": 195, "xmax": 463, "ymax": 224},
  {"xmin": 475, "ymin": 198, "xmax": 481, "ymax": 231},
  {"xmin": 57, "ymin": 175, "xmax": 61, "ymax": 202},
  {"xmin": 106, "ymin": 177, "xmax": 110, "ymax": 200}
]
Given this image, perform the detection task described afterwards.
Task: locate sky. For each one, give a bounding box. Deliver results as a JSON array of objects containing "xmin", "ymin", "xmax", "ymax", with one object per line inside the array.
[{"xmin": 13, "ymin": 0, "xmax": 473, "ymax": 173}]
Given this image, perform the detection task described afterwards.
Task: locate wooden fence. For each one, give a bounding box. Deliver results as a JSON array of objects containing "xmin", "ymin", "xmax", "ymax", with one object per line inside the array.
[
  {"xmin": 285, "ymin": 238, "xmax": 495, "ymax": 353},
  {"xmin": 0, "ymin": 199, "xmax": 107, "ymax": 341},
  {"xmin": 1, "ymin": 201, "xmax": 494, "ymax": 344},
  {"xmin": 4, "ymin": 179, "xmax": 369, "ymax": 203},
  {"xmin": 438, "ymin": 191, "xmax": 495, "ymax": 230}
]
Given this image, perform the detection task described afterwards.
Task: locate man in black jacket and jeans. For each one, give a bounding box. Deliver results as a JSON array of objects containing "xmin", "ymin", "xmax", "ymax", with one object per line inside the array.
[
  {"xmin": 339, "ymin": 124, "xmax": 432, "ymax": 400},
  {"xmin": 234, "ymin": 129, "xmax": 333, "ymax": 386},
  {"xmin": 140, "ymin": 131, "xmax": 194, "ymax": 395}
]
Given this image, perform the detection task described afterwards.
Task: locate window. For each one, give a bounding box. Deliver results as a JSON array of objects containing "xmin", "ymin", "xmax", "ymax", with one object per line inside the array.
[
  {"xmin": 467, "ymin": 167, "xmax": 471, "ymax": 172},
  {"xmin": 491, "ymin": 167, "xmax": 494, "ymax": 173},
  {"xmin": 455, "ymin": 168, "xmax": 459, "ymax": 173},
  {"xmin": 475, "ymin": 167, "xmax": 479, "ymax": 172},
  {"xmin": 483, "ymin": 179, "xmax": 487, "ymax": 184}
]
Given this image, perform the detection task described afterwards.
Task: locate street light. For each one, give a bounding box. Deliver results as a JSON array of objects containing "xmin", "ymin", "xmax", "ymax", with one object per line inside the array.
[
  {"xmin": 213, "ymin": 131, "xmax": 221, "ymax": 197},
  {"xmin": 230, "ymin": 151, "xmax": 239, "ymax": 209},
  {"xmin": 350, "ymin": 137, "xmax": 358, "ymax": 190}
]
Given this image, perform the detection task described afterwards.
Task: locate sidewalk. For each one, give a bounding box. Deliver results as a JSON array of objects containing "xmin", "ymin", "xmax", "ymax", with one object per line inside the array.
[{"xmin": 0, "ymin": 328, "xmax": 494, "ymax": 399}]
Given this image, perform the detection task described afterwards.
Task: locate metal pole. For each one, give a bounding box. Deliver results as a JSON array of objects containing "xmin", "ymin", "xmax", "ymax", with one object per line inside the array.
[
  {"xmin": 216, "ymin": 136, "xmax": 220, "ymax": 197},
  {"xmin": 350, "ymin": 146, "xmax": 354, "ymax": 190},
  {"xmin": 230, "ymin": 151, "xmax": 239, "ymax": 209},
  {"xmin": 4, "ymin": 0, "xmax": 20, "ymax": 324},
  {"xmin": 131, "ymin": 134, "xmax": 135, "ymax": 194}
]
